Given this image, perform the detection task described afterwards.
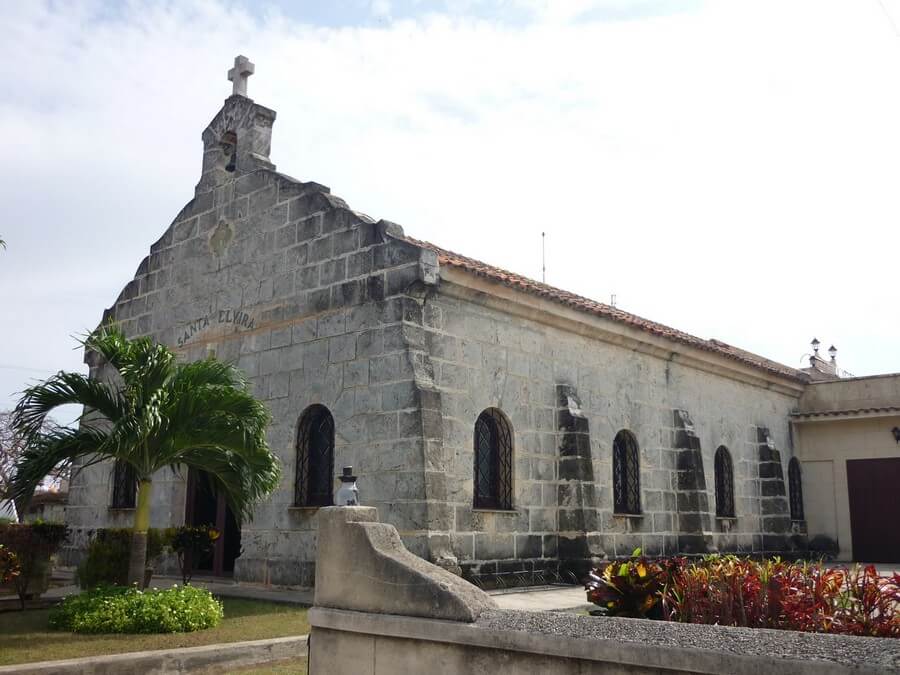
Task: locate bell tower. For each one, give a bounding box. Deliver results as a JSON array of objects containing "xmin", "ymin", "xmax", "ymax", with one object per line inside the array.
[{"xmin": 196, "ymin": 55, "xmax": 277, "ymax": 195}]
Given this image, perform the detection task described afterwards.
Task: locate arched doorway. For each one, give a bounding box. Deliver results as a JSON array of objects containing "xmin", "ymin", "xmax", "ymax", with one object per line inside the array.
[{"xmin": 185, "ymin": 469, "xmax": 241, "ymax": 576}]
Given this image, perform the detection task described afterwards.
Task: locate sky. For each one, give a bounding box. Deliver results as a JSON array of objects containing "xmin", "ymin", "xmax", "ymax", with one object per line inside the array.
[{"xmin": 3, "ymin": 0, "xmax": 900, "ymax": 421}]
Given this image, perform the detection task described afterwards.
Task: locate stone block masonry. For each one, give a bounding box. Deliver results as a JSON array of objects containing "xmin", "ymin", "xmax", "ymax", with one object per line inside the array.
[
  {"xmin": 66, "ymin": 75, "xmax": 812, "ymax": 587},
  {"xmin": 423, "ymin": 272, "xmax": 806, "ymax": 580},
  {"xmin": 66, "ymin": 91, "xmax": 449, "ymax": 583}
]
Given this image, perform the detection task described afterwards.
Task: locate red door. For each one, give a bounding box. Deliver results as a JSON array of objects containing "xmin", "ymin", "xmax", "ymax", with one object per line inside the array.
[{"xmin": 846, "ymin": 458, "xmax": 900, "ymax": 563}]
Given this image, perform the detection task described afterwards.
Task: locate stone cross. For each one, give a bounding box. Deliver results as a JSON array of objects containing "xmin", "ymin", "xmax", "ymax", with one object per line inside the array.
[{"xmin": 227, "ymin": 55, "xmax": 255, "ymax": 97}]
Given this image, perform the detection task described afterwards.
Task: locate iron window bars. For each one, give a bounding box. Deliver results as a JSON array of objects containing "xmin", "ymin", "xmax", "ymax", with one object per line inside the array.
[
  {"xmin": 111, "ymin": 459, "xmax": 137, "ymax": 508},
  {"xmin": 295, "ymin": 405, "xmax": 335, "ymax": 507},
  {"xmin": 714, "ymin": 446, "xmax": 736, "ymax": 518},
  {"xmin": 474, "ymin": 408, "xmax": 513, "ymax": 510},
  {"xmin": 788, "ymin": 457, "xmax": 804, "ymax": 521},
  {"xmin": 613, "ymin": 430, "xmax": 641, "ymax": 515}
]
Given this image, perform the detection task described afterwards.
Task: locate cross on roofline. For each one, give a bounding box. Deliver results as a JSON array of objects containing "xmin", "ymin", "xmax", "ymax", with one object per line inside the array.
[{"xmin": 228, "ymin": 55, "xmax": 255, "ymax": 97}]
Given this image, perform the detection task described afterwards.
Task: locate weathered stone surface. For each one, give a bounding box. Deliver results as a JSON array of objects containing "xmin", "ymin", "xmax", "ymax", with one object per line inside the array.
[
  {"xmin": 310, "ymin": 607, "xmax": 899, "ymax": 675},
  {"xmin": 315, "ymin": 507, "xmax": 495, "ymax": 622}
]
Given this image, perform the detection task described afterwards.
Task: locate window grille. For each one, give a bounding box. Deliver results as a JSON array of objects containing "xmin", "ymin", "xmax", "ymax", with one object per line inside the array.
[
  {"xmin": 295, "ymin": 405, "xmax": 335, "ymax": 507},
  {"xmin": 613, "ymin": 430, "xmax": 641, "ymax": 514},
  {"xmin": 714, "ymin": 446, "xmax": 735, "ymax": 518},
  {"xmin": 788, "ymin": 457, "xmax": 804, "ymax": 521},
  {"xmin": 473, "ymin": 408, "xmax": 513, "ymax": 510},
  {"xmin": 111, "ymin": 460, "xmax": 137, "ymax": 508}
]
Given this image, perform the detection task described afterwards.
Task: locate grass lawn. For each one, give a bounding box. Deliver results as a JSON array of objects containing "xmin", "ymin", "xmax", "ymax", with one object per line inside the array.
[{"xmin": 0, "ymin": 597, "xmax": 309, "ymax": 667}]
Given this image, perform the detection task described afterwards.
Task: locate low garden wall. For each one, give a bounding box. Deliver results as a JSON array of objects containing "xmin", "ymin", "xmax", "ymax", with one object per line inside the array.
[
  {"xmin": 310, "ymin": 607, "xmax": 896, "ymax": 674},
  {"xmin": 308, "ymin": 507, "xmax": 900, "ymax": 675}
]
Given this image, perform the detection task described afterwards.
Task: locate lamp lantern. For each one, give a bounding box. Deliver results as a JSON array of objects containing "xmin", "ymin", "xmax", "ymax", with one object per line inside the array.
[
  {"xmin": 828, "ymin": 345, "xmax": 837, "ymax": 362},
  {"xmin": 892, "ymin": 427, "xmax": 900, "ymax": 445},
  {"xmin": 335, "ymin": 466, "xmax": 359, "ymax": 506},
  {"xmin": 811, "ymin": 337, "xmax": 820, "ymax": 355}
]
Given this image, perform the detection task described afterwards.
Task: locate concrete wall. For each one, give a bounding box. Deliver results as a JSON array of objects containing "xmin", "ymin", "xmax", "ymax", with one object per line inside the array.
[
  {"xmin": 793, "ymin": 376, "xmax": 900, "ymax": 560},
  {"xmin": 799, "ymin": 373, "xmax": 900, "ymax": 412},
  {"xmin": 308, "ymin": 506, "xmax": 894, "ymax": 675},
  {"xmin": 309, "ymin": 607, "xmax": 896, "ymax": 675}
]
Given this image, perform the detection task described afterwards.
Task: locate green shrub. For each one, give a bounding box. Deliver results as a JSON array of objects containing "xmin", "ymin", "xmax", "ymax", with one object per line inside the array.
[
  {"xmin": 50, "ymin": 585, "xmax": 224, "ymax": 633},
  {"xmin": 170, "ymin": 525, "xmax": 220, "ymax": 584},
  {"xmin": 76, "ymin": 528, "xmax": 171, "ymax": 588}
]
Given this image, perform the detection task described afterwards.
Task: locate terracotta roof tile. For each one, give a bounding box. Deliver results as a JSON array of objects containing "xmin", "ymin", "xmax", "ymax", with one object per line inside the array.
[{"xmin": 401, "ymin": 236, "xmax": 806, "ymax": 383}]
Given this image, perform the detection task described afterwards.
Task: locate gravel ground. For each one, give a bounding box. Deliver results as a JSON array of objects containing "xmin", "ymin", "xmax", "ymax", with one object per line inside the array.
[{"xmin": 477, "ymin": 609, "xmax": 900, "ymax": 670}]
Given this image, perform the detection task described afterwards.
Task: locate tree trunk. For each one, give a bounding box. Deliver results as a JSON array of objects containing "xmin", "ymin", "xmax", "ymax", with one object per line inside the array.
[{"xmin": 127, "ymin": 480, "xmax": 152, "ymax": 588}]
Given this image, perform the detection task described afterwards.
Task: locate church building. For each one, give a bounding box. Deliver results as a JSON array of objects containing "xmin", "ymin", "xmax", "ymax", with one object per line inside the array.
[{"xmin": 63, "ymin": 58, "xmax": 900, "ymax": 586}]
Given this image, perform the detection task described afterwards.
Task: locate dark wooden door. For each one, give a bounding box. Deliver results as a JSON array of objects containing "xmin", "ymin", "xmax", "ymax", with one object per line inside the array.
[{"xmin": 846, "ymin": 458, "xmax": 900, "ymax": 563}]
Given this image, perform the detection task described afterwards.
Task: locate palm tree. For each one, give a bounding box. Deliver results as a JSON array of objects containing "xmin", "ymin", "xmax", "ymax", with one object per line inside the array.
[{"xmin": 9, "ymin": 325, "xmax": 281, "ymax": 587}]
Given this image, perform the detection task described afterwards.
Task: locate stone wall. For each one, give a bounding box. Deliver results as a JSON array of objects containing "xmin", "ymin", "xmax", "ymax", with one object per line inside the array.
[
  {"xmin": 420, "ymin": 279, "xmax": 804, "ymax": 579},
  {"xmin": 65, "ymin": 91, "xmax": 810, "ymax": 585},
  {"xmin": 64, "ymin": 90, "xmax": 443, "ymax": 582}
]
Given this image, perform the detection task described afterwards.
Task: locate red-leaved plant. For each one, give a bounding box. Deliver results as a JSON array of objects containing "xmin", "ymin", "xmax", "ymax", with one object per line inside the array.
[
  {"xmin": 587, "ymin": 554, "xmax": 899, "ymax": 638},
  {"xmin": 0, "ymin": 544, "xmax": 20, "ymax": 585},
  {"xmin": 660, "ymin": 556, "xmax": 899, "ymax": 638}
]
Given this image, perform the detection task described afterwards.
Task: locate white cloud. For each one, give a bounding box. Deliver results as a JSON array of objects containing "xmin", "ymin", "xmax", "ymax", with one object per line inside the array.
[{"xmin": 3, "ymin": 0, "xmax": 900, "ymax": 409}]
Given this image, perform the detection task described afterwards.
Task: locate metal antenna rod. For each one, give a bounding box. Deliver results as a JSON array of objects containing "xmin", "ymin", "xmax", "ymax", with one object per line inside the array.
[{"xmin": 542, "ymin": 232, "xmax": 546, "ymax": 283}]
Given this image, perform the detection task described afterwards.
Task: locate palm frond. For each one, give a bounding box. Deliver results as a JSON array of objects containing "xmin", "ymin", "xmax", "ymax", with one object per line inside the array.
[
  {"xmin": 177, "ymin": 443, "xmax": 281, "ymax": 523},
  {"xmin": 8, "ymin": 426, "xmax": 112, "ymax": 503},
  {"xmin": 85, "ymin": 325, "xmax": 175, "ymax": 407},
  {"xmin": 12, "ymin": 328, "xmax": 279, "ymax": 525},
  {"xmin": 170, "ymin": 358, "xmax": 248, "ymax": 392},
  {"xmin": 157, "ymin": 361, "xmax": 278, "ymax": 522},
  {"xmin": 12, "ymin": 372, "xmax": 125, "ymax": 440},
  {"xmin": 82, "ymin": 324, "xmax": 132, "ymax": 372}
]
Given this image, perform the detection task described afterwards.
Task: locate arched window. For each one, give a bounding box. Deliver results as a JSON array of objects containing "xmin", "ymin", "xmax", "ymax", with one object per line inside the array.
[
  {"xmin": 788, "ymin": 457, "xmax": 804, "ymax": 521},
  {"xmin": 294, "ymin": 405, "xmax": 335, "ymax": 507},
  {"xmin": 111, "ymin": 460, "xmax": 136, "ymax": 509},
  {"xmin": 714, "ymin": 446, "xmax": 735, "ymax": 518},
  {"xmin": 473, "ymin": 408, "xmax": 514, "ymax": 510},
  {"xmin": 613, "ymin": 430, "xmax": 641, "ymax": 515}
]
